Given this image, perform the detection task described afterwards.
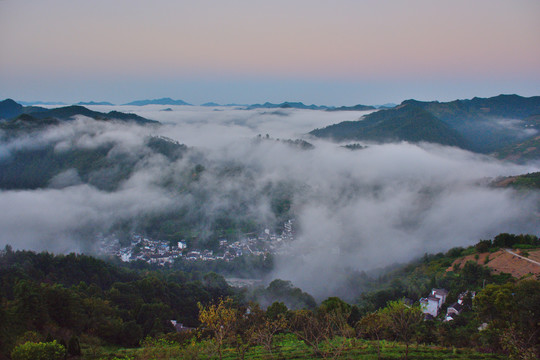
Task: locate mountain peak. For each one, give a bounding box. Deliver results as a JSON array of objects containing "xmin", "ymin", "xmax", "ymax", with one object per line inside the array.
[
  {"xmin": 124, "ymin": 98, "xmax": 192, "ymax": 106},
  {"xmin": 0, "ymin": 98, "xmax": 24, "ymax": 119}
]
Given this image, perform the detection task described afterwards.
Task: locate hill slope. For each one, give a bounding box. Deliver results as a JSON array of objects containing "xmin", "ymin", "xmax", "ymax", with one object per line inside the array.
[
  {"xmin": 449, "ymin": 249, "xmax": 540, "ymax": 279},
  {"xmin": 311, "ymin": 94, "xmax": 540, "ymax": 154},
  {"xmin": 0, "ymin": 99, "xmax": 23, "ymax": 119},
  {"xmin": 310, "ymin": 104, "xmax": 469, "ymax": 148},
  {"xmin": 402, "ymin": 94, "xmax": 540, "ymax": 152}
]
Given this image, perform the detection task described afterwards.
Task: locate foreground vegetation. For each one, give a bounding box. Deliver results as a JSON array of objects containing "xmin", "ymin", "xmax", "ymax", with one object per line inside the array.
[
  {"xmin": 99, "ymin": 334, "xmax": 506, "ymax": 360},
  {"xmin": 1, "ymin": 233, "xmax": 539, "ymax": 359}
]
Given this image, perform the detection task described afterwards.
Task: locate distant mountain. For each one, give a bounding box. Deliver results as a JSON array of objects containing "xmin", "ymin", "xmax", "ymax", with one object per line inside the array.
[
  {"xmin": 201, "ymin": 102, "xmax": 221, "ymax": 107},
  {"xmin": 1, "ymin": 102, "xmax": 158, "ymax": 134},
  {"xmin": 247, "ymin": 102, "xmax": 330, "ymax": 110},
  {"xmin": 0, "ymin": 99, "xmax": 23, "ymax": 119},
  {"xmin": 247, "ymin": 102, "xmax": 377, "ymax": 111},
  {"xmin": 375, "ymin": 103, "xmax": 397, "ymax": 109},
  {"xmin": 17, "ymin": 100, "xmax": 67, "ymax": 106},
  {"xmin": 76, "ymin": 101, "xmax": 115, "ymax": 106},
  {"xmin": 402, "ymin": 94, "xmax": 540, "ymax": 122},
  {"xmin": 310, "ymin": 104, "xmax": 469, "ymax": 148},
  {"xmin": 326, "ymin": 104, "xmax": 376, "ymax": 111},
  {"xmin": 26, "ymin": 105, "xmax": 157, "ymax": 124},
  {"xmin": 400, "ymin": 94, "xmax": 540, "ymax": 152},
  {"xmin": 310, "ymin": 94, "xmax": 540, "ymax": 154},
  {"xmin": 125, "ymin": 98, "xmax": 192, "ymax": 106}
]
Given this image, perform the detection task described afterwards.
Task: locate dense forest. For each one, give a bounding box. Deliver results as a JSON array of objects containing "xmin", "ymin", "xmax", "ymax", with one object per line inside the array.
[{"xmin": 1, "ymin": 232, "xmax": 538, "ymax": 359}]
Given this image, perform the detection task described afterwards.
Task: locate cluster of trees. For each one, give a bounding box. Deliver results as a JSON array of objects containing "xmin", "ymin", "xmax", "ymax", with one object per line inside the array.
[
  {"xmin": 194, "ymin": 280, "xmax": 539, "ymax": 359},
  {"xmin": 0, "ymin": 247, "xmax": 233, "ymax": 358},
  {"xmin": 246, "ymin": 279, "xmax": 317, "ymax": 310},
  {"xmin": 476, "ymin": 233, "xmax": 539, "ymax": 252}
]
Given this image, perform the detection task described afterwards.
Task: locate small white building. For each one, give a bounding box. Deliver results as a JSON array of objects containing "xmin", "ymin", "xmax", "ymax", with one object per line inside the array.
[
  {"xmin": 420, "ymin": 296, "xmax": 441, "ymax": 317},
  {"xmin": 431, "ymin": 288, "xmax": 449, "ymax": 304},
  {"xmin": 420, "ymin": 288, "xmax": 449, "ymax": 318}
]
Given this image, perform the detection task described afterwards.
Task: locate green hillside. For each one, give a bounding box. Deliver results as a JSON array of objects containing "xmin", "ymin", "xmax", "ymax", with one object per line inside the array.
[
  {"xmin": 402, "ymin": 94, "xmax": 540, "ymax": 122},
  {"xmin": 0, "ymin": 136, "xmax": 186, "ymax": 191},
  {"xmin": 310, "ymin": 104, "xmax": 469, "ymax": 148},
  {"xmin": 310, "ymin": 94, "xmax": 540, "ymax": 154},
  {"xmin": 401, "ymin": 95, "xmax": 540, "ymax": 152},
  {"xmin": 494, "ymin": 135, "xmax": 540, "ymax": 163},
  {"xmin": 26, "ymin": 105, "xmax": 158, "ymax": 124},
  {"xmin": 491, "ymin": 172, "xmax": 540, "ymax": 190},
  {"xmin": 2, "ymin": 233, "xmax": 538, "ymax": 359},
  {"xmin": 0, "ymin": 99, "xmax": 158, "ymax": 127}
]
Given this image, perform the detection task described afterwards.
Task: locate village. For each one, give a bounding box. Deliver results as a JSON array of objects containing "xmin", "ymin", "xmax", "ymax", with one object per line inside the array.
[
  {"xmin": 419, "ymin": 288, "xmax": 476, "ymax": 322},
  {"xmin": 96, "ymin": 219, "xmax": 295, "ymax": 265}
]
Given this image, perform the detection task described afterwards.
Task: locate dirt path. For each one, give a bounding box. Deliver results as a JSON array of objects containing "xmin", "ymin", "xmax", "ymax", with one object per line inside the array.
[{"xmin": 504, "ymin": 249, "xmax": 540, "ymax": 267}]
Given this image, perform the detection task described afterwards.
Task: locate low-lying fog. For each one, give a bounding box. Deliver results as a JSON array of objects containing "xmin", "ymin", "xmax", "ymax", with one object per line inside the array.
[{"xmin": 1, "ymin": 105, "xmax": 539, "ymax": 299}]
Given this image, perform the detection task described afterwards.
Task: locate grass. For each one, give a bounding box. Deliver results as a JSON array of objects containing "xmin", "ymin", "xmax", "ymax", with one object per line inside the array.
[{"xmin": 92, "ymin": 334, "xmax": 506, "ymax": 360}]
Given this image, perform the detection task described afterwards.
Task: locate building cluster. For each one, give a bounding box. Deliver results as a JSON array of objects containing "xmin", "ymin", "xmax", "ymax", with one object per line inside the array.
[
  {"xmin": 419, "ymin": 288, "xmax": 475, "ymax": 321},
  {"xmin": 444, "ymin": 291, "xmax": 476, "ymax": 322},
  {"xmin": 96, "ymin": 219, "xmax": 295, "ymax": 265},
  {"xmin": 420, "ymin": 288, "xmax": 449, "ymax": 319}
]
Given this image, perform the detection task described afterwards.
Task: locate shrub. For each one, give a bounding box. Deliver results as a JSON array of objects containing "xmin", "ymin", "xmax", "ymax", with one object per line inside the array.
[
  {"xmin": 11, "ymin": 340, "xmax": 66, "ymax": 360},
  {"xmin": 67, "ymin": 336, "xmax": 81, "ymax": 357}
]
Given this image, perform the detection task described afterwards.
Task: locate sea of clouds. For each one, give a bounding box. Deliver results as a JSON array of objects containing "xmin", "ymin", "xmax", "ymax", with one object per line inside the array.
[{"xmin": 1, "ymin": 105, "xmax": 538, "ymax": 299}]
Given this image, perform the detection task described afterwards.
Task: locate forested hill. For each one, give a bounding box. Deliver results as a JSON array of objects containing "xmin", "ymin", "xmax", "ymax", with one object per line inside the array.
[
  {"xmin": 0, "ymin": 135, "xmax": 186, "ymax": 191},
  {"xmin": 310, "ymin": 104, "xmax": 469, "ymax": 148},
  {"xmin": 1, "ymin": 234, "xmax": 538, "ymax": 359},
  {"xmin": 310, "ymin": 94, "xmax": 540, "ymax": 154},
  {"xmin": 0, "ymin": 99, "xmax": 157, "ymax": 125},
  {"xmin": 0, "ymin": 247, "xmax": 233, "ymax": 355},
  {"xmin": 402, "ymin": 94, "xmax": 540, "ymax": 122}
]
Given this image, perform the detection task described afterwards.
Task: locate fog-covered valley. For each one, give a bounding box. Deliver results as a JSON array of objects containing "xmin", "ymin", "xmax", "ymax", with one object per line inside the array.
[{"xmin": 1, "ymin": 104, "xmax": 539, "ymax": 299}]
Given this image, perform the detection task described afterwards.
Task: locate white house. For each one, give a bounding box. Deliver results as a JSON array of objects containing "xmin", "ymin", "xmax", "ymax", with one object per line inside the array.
[
  {"xmin": 420, "ymin": 296, "xmax": 441, "ymax": 317},
  {"xmin": 431, "ymin": 288, "xmax": 449, "ymax": 304},
  {"xmin": 420, "ymin": 288, "xmax": 449, "ymax": 317},
  {"xmin": 445, "ymin": 302, "xmax": 464, "ymax": 321}
]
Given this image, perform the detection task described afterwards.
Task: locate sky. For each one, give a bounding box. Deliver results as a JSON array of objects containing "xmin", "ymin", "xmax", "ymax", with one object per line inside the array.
[{"xmin": 1, "ymin": 0, "xmax": 539, "ymax": 105}]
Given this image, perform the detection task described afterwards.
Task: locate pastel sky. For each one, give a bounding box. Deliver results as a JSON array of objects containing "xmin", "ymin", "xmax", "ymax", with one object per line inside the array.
[{"xmin": 1, "ymin": 0, "xmax": 539, "ymax": 105}]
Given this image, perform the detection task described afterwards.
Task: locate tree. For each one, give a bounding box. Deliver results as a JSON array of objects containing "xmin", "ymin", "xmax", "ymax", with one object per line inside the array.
[
  {"xmin": 13, "ymin": 280, "xmax": 49, "ymax": 330},
  {"xmin": 198, "ymin": 297, "xmax": 238, "ymax": 360},
  {"xmin": 475, "ymin": 280, "xmax": 540, "ymax": 358},
  {"xmin": 475, "ymin": 239, "xmax": 492, "ymax": 253},
  {"xmin": 381, "ymin": 300, "xmax": 423, "ymax": 360},
  {"xmin": 265, "ymin": 301, "xmax": 288, "ymax": 321},
  {"xmin": 67, "ymin": 336, "xmax": 81, "ymax": 357},
  {"xmin": 290, "ymin": 306, "xmax": 354, "ymax": 359},
  {"xmin": 249, "ymin": 305, "xmax": 288, "ymax": 355},
  {"xmin": 289, "ymin": 309, "xmax": 328, "ymax": 357},
  {"xmin": 357, "ymin": 311, "xmax": 388, "ymax": 360},
  {"xmin": 11, "ymin": 341, "xmax": 66, "ymax": 360}
]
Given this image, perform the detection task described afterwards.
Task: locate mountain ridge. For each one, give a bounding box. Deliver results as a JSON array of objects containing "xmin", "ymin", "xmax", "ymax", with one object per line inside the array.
[
  {"xmin": 124, "ymin": 98, "xmax": 192, "ymax": 106},
  {"xmin": 310, "ymin": 103, "xmax": 469, "ymax": 148},
  {"xmin": 310, "ymin": 94, "xmax": 540, "ymax": 153},
  {"xmin": 0, "ymin": 100, "xmax": 158, "ymax": 129}
]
